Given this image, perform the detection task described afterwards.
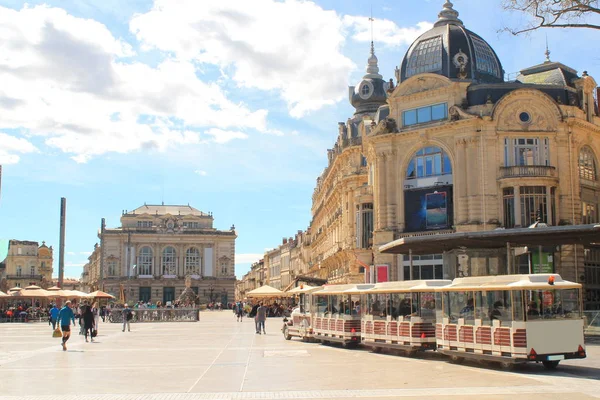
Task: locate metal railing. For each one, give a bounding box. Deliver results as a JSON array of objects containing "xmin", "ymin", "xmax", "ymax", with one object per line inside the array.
[
  {"xmin": 584, "ymin": 311, "xmax": 600, "ymax": 335},
  {"xmin": 499, "ymin": 165, "xmax": 556, "ymax": 178},
  {"xmin": 107, "ymin": 308, "xmax": 199, "ymax": 323}
]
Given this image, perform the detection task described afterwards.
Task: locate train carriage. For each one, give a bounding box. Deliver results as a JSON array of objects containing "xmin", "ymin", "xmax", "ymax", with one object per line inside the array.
[
  {"xmin": 311, "ymin": 284, "xmax": 374, "ymax": 348},
  {"xmin": 282, "ymin": 285, "xmax": 321, "ymax": 342},
  {"xmin": 361, "ymin": 280, "xmax": 451, "ymax": 354},
  {"xmin": 435, "ymin": 274, "xmax": 586, "ymax": 369}
]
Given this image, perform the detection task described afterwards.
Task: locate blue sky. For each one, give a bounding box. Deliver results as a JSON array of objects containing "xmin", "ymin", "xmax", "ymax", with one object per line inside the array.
[{"xmin": 0, "ymin": 0, "xmax": 598, "ymax": 280}]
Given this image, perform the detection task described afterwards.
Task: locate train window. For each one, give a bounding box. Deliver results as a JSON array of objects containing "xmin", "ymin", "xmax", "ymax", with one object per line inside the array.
[
  {"xmin": 512, "ymin": 291, "xmax": 524, "ymax": 321},
  {"xmin": 449, "ymin": 291, "xmax": 475, "ymax": 324},
  {"xmin": 327, "ymin": 295, "xmax": 339, "ymax": 315},
  {"xmin": 434, "ymin": 292, "xmax": 445, "ymax": 321},
  {"xmin": 367, "ymin": 293, "xmax": 387, "ymax": 319},
  {"xmin": 475, "ymin": 290, "xmax": 513, "ymax": 326},
  {"xmin": 420, "ymin": 292, "xmax": 436, "ymax": 318},
  {"xmin": 526, "ymin": 289, "xmax": 581, "ymax": 320},
  {"xmin": 315, "ymin": 295, "xmax": 328, "ymax": 314},
  {"xmin": 350, "ymin": 294, "xmax": 361, "ymax": 315}
]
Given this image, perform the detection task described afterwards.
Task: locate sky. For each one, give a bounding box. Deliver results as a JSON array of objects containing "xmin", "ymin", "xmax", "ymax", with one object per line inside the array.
[{"xmin": 0, "ymin": 0, "xmax": 599, "ymax": 280}]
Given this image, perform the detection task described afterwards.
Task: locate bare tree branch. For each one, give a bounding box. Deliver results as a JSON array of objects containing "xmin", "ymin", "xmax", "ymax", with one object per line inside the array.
[{"xmin": 501, "ymin": 0, "xmax": 600, "ymax": 34}]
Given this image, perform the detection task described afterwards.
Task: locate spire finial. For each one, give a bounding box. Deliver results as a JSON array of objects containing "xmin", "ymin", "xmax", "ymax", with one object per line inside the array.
[
  {"xmin": 364, "ymin": 8, "xmax": 381, "ymax": 79},
  {"xmin": 434, "ymin": 1, "xmax": 463, "ymax": 27},
  {"xmin": 544, "ymin": 35, "xmax": 551, "ymax": 62}
]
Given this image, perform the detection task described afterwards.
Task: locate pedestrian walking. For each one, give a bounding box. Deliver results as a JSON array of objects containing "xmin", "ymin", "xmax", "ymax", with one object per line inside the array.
[
  {"xmin": 235, "ymin": 301, "xmax": 243, "ymax": 322},
  {"xmin": 81, "ymin": 305, "xmax": 95, "ymax": 342},
  {"xmin": 92, "ymin": 302, "xmax": 100, "ymax": 334},
  {"xmin": 122, "ymin": 304, "xmax": 133, "ymax": 332},
  {"xmin": 49, "ymin": 304, "xmax": 59, "ymax": 330},
  {"xmin": 255, "ymin": 302, "xmax": 267, "ymax": 334},
  {"xmin": 57, "ymin": 301, "xmax": 76, "ymax": 351}
]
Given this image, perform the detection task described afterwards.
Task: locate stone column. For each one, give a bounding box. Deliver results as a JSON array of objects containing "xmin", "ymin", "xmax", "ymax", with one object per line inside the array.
[
  {"xmin": 514, "ymin": 185, "xmax": 521, "ymax": 227},
  {"xmin": 386, "ymin": 150, "xmax": 397, "ymax": 229},
  {"xmin": 375, "ymin": 152, "xmax": 387, "ymax": 230}
]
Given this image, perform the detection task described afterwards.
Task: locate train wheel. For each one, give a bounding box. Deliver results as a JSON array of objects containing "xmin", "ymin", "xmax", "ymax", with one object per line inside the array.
[
  {"xmin": 542, "ymin": 360, "xmax": 560, "ymax": 370},
  {"xmin": 283, "ymin": 326, "xmax": 292, "ymax": 341},
  {"xmin": 449, "ymin": 355, "xmax": 464, "ymax": 364}
]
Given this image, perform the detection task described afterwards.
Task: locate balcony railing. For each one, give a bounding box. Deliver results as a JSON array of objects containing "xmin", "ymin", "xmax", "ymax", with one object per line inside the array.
[
  {"xmin": 6, "ymin": 274, "xmax": 43, "ymax": 280},
  {"xmin": 499, "ymin": 165, "xmax": 556, "ymax": 179}
]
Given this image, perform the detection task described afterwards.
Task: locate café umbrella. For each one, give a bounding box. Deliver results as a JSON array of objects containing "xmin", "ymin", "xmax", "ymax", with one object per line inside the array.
[{"xmin": 87, "ymin": 290, "xmax": 115, "ymax": 299}]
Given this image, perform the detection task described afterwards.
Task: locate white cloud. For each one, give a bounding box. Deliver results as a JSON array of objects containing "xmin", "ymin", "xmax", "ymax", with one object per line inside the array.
[
  {"xmin": 130, "ymin": 0, "xmax": 355, "ymax": 118},
  {"xmin": 0, "ymin": 5, "xmax": 268, "ymax": 163},
  {"xmin": 0, "ymin": 132, "xmax": 38, "ymax": 164},
  {"xmin": 66, "ymin": 251, "xmax": 76, "ymax": 255},
  {"xmin": 205, "ymin": 128, "xmax": 249, "ymax": 144},
  {"xmin": 65, "ymin": 262, "xmax": 85, "ymax": 267},
  {"xmin": 194, "ymin": 169, "xmax": 208, "ymax": 176},
  {"xmin": 235, "ymin": 253, "xmax": 264, "ymax": 264},
  {"xmin": 343, "ymin": 16, "xmax": 432, "ymax": 47}
]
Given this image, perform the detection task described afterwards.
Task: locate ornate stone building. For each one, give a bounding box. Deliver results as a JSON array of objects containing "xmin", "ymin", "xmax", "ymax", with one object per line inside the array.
[
  {"xmin": 364, "ymin": 2, "xmax": 600, "ymax": 308},
  {"xmin": 82, "ymin": 204, "xmax": 236, "ymax": 305},
  {"xmin": 239, "ymin": 2, "xmax": 600, "ymax": 309},
  {"xmin": 0, "ymin": 240, "xmax": 53, "ymax": 290}
]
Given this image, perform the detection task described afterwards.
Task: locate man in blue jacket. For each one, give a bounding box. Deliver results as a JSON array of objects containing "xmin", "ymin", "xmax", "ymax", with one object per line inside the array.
[
  {"xmin": 57, "ymin": 301, "xmax": 76, "ymax": 351},
  {"xmin": 49, "ymin": 304, "xmax": 59, "ymax": 330}
]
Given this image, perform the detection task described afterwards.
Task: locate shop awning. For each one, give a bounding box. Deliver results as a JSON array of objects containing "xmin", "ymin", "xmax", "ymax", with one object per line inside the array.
[
  {"xmin": 380, "ymin": 224, "xmax": 600, "ymax": 255},
  {"xmin": 246, "ymin": 285, "xmax": 284, "ymax": 298}
]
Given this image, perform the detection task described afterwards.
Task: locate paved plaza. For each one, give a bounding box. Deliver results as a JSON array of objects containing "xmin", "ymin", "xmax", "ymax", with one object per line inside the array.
[{"xmin": 1, "ymin": 312, "xmax": 599, "ymax": 399}]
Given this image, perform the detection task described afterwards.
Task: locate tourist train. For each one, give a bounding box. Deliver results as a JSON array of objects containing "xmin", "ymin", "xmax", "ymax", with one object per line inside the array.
[{"xmin": 281, "ymin": 274, "xmax": 586, "ymax": 370}]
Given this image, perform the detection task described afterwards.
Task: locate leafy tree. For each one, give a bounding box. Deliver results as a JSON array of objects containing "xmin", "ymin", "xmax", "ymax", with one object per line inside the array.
[{"xmin": 502, "ymin": 0, "xmax": 600, "ymax": 34}]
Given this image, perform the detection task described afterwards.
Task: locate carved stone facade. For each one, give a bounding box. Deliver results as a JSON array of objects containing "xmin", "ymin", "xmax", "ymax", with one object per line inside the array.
[
  {"xmin": 82, "ymin": 204, "xmax": 236, "ymax": 305},
  {"xmin": 238, "ymin": 2, "xmax": 600, "ymax": 309},
  {"xmin": 0, "ymin": 240, "xmax": 53, "ymax": 289}
]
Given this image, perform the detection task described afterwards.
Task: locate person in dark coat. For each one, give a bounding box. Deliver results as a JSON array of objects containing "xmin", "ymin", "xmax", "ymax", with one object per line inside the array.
[{"xmin": 82, "ymin": 305, "xmax": 95, "ymax": 342}]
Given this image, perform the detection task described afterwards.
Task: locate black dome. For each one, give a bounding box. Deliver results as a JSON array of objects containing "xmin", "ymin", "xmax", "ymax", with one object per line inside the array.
[
  {"xmin": 399, "ymin": 1, "xmax": 504, "ymax": 84},
  {"xmin": 349, "ymin": 42, "xmax": 389, "ymax": 117}
]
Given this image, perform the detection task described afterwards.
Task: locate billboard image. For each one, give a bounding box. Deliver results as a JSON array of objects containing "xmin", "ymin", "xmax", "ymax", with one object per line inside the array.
[
  {"xmin": 426, "ymin": 191, "xmax": 447, "ymax": 229},
  {"xmin": 405, "ymin": 185, "xmax": 453, "ymax": 232}
]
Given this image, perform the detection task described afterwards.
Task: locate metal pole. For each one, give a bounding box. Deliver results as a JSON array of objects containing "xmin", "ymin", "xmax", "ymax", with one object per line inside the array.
[
  {"xmin": 538, "ymin": 245, "xmax": 543, "ymax": 274},
  {"xmin": 409, "ymin": 249, "xmax": 414, "ymax": 280},
  {"xmin": 506, "ymin": 242, "xmax": 511, "ymax": 275},
  {"xmin": 126, "ymin": 231, "xmax": 131, "ymax": 303},
  {"xmin": 58, "ymin": 198, "xmax": 66, "ymax": 289},
  {"xmin": 100, "ymin": 218, "xmax": 105, "ymax": 291}
]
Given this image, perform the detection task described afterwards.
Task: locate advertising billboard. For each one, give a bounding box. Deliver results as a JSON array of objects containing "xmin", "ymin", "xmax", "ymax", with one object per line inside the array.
[{"xmin": 405, "ymin": 185, "xmax": 453, "ymax": 232}]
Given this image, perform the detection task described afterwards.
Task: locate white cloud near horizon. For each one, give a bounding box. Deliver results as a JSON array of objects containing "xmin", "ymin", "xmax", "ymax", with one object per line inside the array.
[
  {"xmin": 235, "ymin": 253, "xmax": 264, "ymax": 265},
  {"xmin": 343, "ymin": 16, "xmax": 432, "ymax": 47},
  {"xmin": 0, "ymin": 2, "xmax": 434, "ymax": 164},
  {"xmin": 0, "ymin": 5, "xmax": 268, "ymax": 163},
  {"xmin": 130, "ymin": 0, "xmax": 355, "ymax": 118}
]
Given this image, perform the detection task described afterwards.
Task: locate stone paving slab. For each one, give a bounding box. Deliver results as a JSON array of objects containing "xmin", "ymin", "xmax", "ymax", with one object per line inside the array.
[{"xmin": 1, "ymin": 312, "xmax": 599, "ymax": 399}]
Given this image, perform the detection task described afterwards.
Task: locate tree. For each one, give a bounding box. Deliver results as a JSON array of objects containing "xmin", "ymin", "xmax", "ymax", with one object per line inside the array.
[{"xmin": 502, "ymin": 0, "xmax": 600, "ymax": 34}]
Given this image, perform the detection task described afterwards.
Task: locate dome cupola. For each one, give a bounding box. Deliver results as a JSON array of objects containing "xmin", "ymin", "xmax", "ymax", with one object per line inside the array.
[
  {"xmin": 398, "ymin": 1, "xmax": 504, "ymax": 84},
  {"xmin": 349, "ymin": 42, "xmax": 389, "ymax": 117}
]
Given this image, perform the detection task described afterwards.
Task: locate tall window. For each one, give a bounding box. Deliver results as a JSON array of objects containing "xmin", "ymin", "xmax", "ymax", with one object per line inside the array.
[
  {"xmin": 221, "ymin": 261, "xmax": 228, "ymax": 275},
  {"xmin": 504, "ymin": 138, "xmax": 550, "ymax": 166},
  {"xmin": 41, "ymin": 262, "xmax": 46, "ymax": 269},
  {"xmin": 406, "ymin": 35, "xmax": 443, "ymax": 77},
  {"xmin": 162, "ymin": 247, "xmax": 176, "ymax": 275},
  {"xmin": 403, "ymin": 103, "xmax": 447, "ymax": 127},
  {"xmin": 138, "ymin": 247, "xmax": 153, "ymax": 276},
  {"xmin": 356, "ymin": 203, "xmax": 374, "ymax": 249},
  {"xmin": 185, "ymin": 247, "xmax": 201, "ymax": 275},
  {"xmin": 107, "ymin": 261, "xmax": 117, "ymax": 276},
  {"xmin": 503, "ymin": 188, "xmax": 515, "ymax": 228},
  {"xmin": 520, "ymin": 186, "xmax": 551, "ymax": 226},
  {"xmin": 579, "ymin": 146, "xmax": 597, "ymax": 181},
  {"xmin": 16, "ymin": 266, "xmax": 22, "ymax": 276},
  {"xmin": 583, "ymin": 202, "xmax": 598, "ymax": 224},
  {"xmin": 29, "ymin": 266, "xmax": 35, "ymax": 276},
  {"xmin": 361, "ymin": 84, "xmax": 370, "ymax": 96},
  {"xmin": 406, "ymin": 146, "xmax": 452, "ymax": 179},
  {"xmin": 472, "ymin": 36, "xmax": 501, "ymax": 78}
]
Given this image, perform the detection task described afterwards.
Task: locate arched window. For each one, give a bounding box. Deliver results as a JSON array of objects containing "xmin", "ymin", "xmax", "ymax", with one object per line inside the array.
[
  {"xmin": 30, "ymin": 266, "xmax": 35, "ymax": 276},
  {"xmin": 406, "ymin": 146, "xmax": 452, "ymax": 179},
  {"xmin": 185, "ymin": 247, "xmax": 201, "ymax": 275},
  {"xmin": 138, "ymin": 247, "xmax": 153, "ymax": 276},
  {"xmin": 16, "ymin": 266, "xmax": 22, "ymax": 276},
  {"xmin": 579, "ymin": 146, "xmax": 597, "ymax": 181},
  {"xmin": 162, "ymin": 247, "xmax": 176, "ymax": 275}
]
